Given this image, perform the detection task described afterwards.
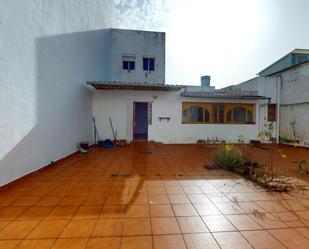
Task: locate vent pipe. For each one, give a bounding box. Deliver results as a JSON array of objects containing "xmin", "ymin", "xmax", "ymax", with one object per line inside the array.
[{"xmin": 201, "ymin": 75, "xmax": 211, "ymax": 87}]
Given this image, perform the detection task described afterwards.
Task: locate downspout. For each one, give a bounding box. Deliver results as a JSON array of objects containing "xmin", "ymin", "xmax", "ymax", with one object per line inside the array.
[{"xmin": 276, "ymin": 75, "xmax": 282, "ymax": 143}]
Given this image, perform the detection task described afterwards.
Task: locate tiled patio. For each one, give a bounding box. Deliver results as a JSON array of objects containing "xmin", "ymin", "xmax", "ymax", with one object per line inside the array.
[{"xmin": 0, "ymin": 142, "xmax": 309, "ymax": 249}]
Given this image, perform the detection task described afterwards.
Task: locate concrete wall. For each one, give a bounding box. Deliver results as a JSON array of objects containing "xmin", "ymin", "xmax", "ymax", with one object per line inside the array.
[
  {"xmin": 235, "ymin": 63, "xmax": 309, "ymax": 144},
  {"xmin": 279, "ymin": 63, "xmax": 309, "ymax": 144},
  {"xmin": 234, "ymin": 76, "xmax": 278, "ymax": 137},
  {"xmin": 93, "ymin": 90, "xmax": 262, "ymax": 144},
  {"xmin": 109, "ymin": 29, "xmax": 165, "ymax": 83},
  {"xmin": 280, "ymin": 63, "xmax": 309, "ymax": 105},
  {"xmin": 236, "ymin": 77, "xmax": 278, "ymax": 103},
  {"xmin": 0, "ymin": 0, "xmax": 115, "ymax": 186},
  {"xmin": 280, "ymin": 105, "xmax": 309, "ymax": 144}
]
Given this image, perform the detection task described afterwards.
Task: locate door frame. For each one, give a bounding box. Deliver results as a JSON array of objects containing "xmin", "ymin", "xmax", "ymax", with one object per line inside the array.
[{"xmin": 133, "ymin": 101, "xmax": 149, "ymax": 141}]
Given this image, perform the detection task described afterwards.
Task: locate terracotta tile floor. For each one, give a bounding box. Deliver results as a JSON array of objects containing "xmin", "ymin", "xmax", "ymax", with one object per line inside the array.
[{"xmin": 0, "ymin": 142, "xmax": 309, "ymax": 249}]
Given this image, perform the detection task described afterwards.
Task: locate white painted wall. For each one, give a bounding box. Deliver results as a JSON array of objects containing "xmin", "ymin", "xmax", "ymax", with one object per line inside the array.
[
  {"xmin": 279, "ymin": 63, "xmax": 309, "ymax": 144},
  {"xmin": 93, "ymin": 90, "xmax": 262, "ymax": 144},
  {"xmin": 233, "ymin": 76, "xmax": 278, "ymax": 137},
  {"xmin": 0, "ymin": 0, "xmax": 115, "ymax": 186},
  {"xmin": 234, "ymin": 63, "xmax": 309, "ymax": 144},
  {"xmin": 280, "ymin": 63, "xmax": 309, "ymax": 105},
  {"xmin": 109, "ymin": 29, "xmax": 165, "ymax": 83},
  {"xmin": 236, "ymin": 77, "xmax": 278, "ymax": 103}
]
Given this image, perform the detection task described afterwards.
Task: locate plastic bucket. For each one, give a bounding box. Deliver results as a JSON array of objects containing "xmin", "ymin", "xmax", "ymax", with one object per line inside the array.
[
  {"xmin": 80, "ymin": 141, "xmax": 89, "ymax": 153},
  {"xmin": 98, "ymin": 140, "xmax": 104, "ymax": 147},
  {"xmin": 103, "ymin": 139, "xmax": 113, "ymax": 148}
]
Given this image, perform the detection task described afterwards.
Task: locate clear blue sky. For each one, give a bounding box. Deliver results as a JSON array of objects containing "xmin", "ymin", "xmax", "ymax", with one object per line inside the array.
[{"xmin": 115, "ymin": 0, "xmax": 309, "ymax": 88}]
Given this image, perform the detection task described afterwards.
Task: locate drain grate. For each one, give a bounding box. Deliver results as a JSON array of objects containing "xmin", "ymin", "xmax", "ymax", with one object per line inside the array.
[
  {"xmin": 119, "ymin": 173, "xmax": 131, "ymax": 177},
  {"xmin": 111, "ymin": 173, "xmax": 131, "ymax": 177},
  {"xmin": 139, "ymin": 151, "xmax": 152, "ymax": 155}
]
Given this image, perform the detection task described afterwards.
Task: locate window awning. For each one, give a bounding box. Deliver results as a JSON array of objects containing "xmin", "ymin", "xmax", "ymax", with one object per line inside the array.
[{"xmin": 87, "ymin": 81, "xmax": 183, "ymax": 91}]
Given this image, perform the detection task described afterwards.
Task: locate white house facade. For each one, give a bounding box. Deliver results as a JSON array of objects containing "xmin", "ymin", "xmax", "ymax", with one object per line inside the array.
[
  {"xmin": 89, "ymin": 29, "xmax": 268, "ymax": 144},
  {"xmin": 92, "ymin": 88, "xmax": 266, "ymax": 144}
]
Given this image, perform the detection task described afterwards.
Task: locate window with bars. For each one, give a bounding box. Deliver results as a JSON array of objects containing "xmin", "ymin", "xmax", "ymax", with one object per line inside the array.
[
  {"xmin": 147, "ymin": 102, "xmax": 152, "ymax": 125},
  {"xmin": 182, "ymin": 102, "xmax": 255, "ymax": 124}
]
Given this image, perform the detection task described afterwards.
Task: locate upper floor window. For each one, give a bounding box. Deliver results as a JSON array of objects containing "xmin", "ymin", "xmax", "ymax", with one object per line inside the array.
[
  {"xmin": 122, "ymin": 55, "xmax": 135, "ymax": 71},
  {"xmin": 143, "ymin": 58, "xmax": 155, "ymax": 71}
]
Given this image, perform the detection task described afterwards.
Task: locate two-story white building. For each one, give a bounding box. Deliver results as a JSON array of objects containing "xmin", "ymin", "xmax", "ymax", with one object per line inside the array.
[
  {"xmin": 108, "ymin": 29, "xmax": 165, "ymax": 83},
  {"xmin": 89, "ymin": 29, "xmax": 269, "ymax": 144}
]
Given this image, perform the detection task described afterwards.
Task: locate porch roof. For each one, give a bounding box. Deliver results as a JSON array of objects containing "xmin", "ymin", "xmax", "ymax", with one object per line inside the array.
[
  {"xmin": 87, "ymin": 81, "xmax": 183, "ymax": 91},
  {"xmin": 180, "ymin": 91, "xmax": 269, "ymax": 100}
]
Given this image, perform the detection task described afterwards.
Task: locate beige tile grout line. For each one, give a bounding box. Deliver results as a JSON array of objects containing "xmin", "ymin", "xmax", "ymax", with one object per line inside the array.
[
  {"xmin": 163, "ymin": 152, "xmax": 258, "ymax": 249},
  {"xmin": 164, "ymin": 150, "xmax": 198, "ymax": 249},
  {"xmin": 221, "ymin": 183, "xmax": 309, "ymax": 246},
  {"xmin": 3, "ymin": 173, "xmax": 77, "ymax": 249},
  {"xmin": 12, "ymin": 155, "xmax": 112, "ymax": 249},
  {"xmin": 82, "ymin": 159, "xmax": 115, "ymax": 249},
  {"xmin": 209, "ymin": 180, "xmax": 290, "ymax": 249},
  {"xmin": 1, "ymin": 147, "xmax": 309, "ymax": 249}
]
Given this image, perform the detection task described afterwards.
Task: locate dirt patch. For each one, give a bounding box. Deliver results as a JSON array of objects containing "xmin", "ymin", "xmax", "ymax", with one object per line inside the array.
[{"xmin": 207, "ymin": 144, "xmax": 309, "ymax": 182}]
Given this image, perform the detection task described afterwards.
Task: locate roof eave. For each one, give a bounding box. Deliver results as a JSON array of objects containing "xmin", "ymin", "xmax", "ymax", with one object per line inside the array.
[
  {"xmin": 86, "ymin": 81, "xmax": 183, "ymax": 91},
  {"xmin": 180, "ymin": 93, "xmax": 269, "ymax": 100},
  {"xmin": 265, "ymin": 61, "xmax": 309, "ymax": 77}
]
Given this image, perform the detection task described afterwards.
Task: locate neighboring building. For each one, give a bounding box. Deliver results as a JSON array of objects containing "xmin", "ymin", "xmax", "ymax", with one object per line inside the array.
[
  {"xmin": 259, "ymin": 49, "xmax": 309, "ymax": 77},
  {"xmin": 228, "ymin": 49, "xmax": 309, "ymax": 145}
]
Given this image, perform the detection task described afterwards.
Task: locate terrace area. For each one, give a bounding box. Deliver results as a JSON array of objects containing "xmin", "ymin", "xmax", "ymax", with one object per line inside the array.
[{"xmin": 0, "ymin": 142, "xmax": 309, "ymax": 249}]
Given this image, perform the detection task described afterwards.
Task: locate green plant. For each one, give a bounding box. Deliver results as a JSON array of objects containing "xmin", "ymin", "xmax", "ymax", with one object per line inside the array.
[
  {"xmin": 279, "ymin": 135, "xmax": 290, "ymax": 144},
  {"xmin": 212, "ymin": 141, "xmax": 307, "ymax": 192},
  {"xmin": 237, "ymin": 135, "xmax": 245, "ymax": 144},
  {"xmin": 298, "ymin": 160, "xmax": 308, "ymax": 175},
  {"xmin": 214, "ymin": 145, "xmax": 243, "ymax": 171},
  {"xmin": 264, "ymin": 122, "xmax": 274, "ymax": 139},
  {"xmin": 290, "ymin": 120, "xmax": 297, "ymax": 140}
]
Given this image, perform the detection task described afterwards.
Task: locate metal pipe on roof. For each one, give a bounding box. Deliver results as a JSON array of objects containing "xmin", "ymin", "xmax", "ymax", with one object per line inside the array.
[{"xmin": 276, "ymin": 75, "xmax": 282, "ymax": 143}]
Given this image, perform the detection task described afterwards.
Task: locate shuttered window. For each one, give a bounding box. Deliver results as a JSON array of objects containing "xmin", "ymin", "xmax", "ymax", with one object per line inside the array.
[{"xmin": 268, "ymin": 104, "xmax": 276, "ymax": 122}]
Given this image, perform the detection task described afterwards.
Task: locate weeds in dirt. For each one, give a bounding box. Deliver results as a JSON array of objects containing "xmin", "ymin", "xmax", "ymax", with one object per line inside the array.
[{"xmin": 213, "ymin": 142, "xmax": 307, "ymax": 192}]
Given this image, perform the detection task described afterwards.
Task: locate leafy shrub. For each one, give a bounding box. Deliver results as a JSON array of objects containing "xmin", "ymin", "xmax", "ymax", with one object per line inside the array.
[
  {"xmin": 264, "ymin": 122, "xmax": 274, "ymax": 139},
  {"xmin": 214, "ymin": 145, "xmax": 243, "ymax": 171},
  {"xmin": 279, "ymin": 135, "xmax": 290, "ymax": 144}
]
